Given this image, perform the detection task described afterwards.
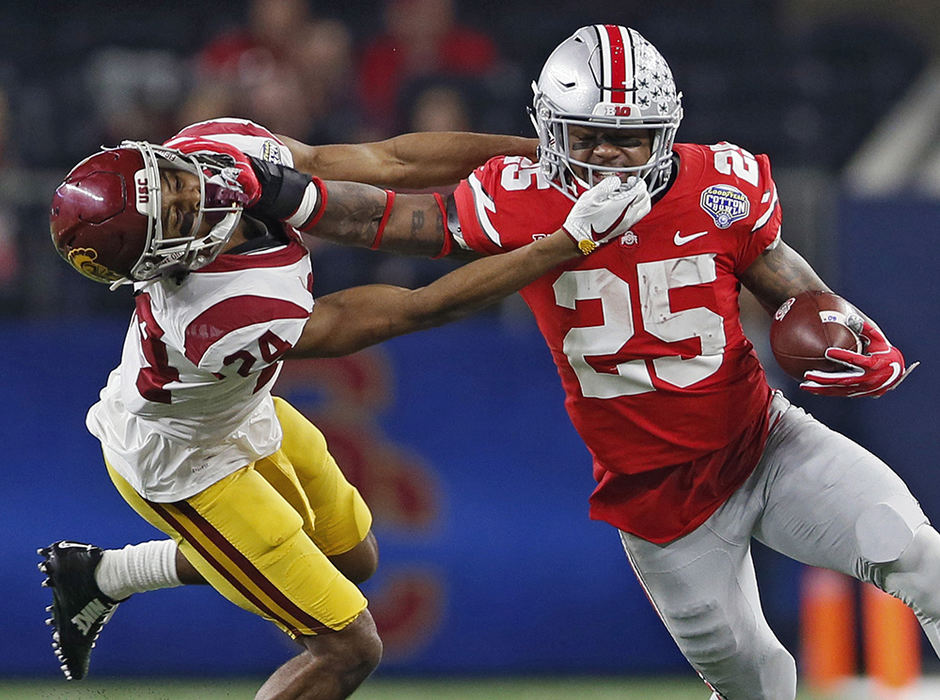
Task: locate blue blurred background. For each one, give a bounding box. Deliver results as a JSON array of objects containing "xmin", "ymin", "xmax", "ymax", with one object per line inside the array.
[{"xmin": 1, "ymin": 0, "xmax": 938, "ymax": 684}]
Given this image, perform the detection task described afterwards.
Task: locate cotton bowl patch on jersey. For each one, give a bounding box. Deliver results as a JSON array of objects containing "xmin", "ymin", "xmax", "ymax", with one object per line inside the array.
[
  {"xmin": 260, "ymin": 140, "xmax": 282, "ymax": 164},
  {"xmin": 700, "ymin": 184, "xmax": 750, "ymax": 229}
]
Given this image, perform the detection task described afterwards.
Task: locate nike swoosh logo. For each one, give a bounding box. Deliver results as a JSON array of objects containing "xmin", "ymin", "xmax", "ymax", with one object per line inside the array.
[
  {"xmin": 590, "ymin": 206, "xmax": 630, "ymax": 239},
  {"xmin": 674, "ymin": 230, "xmax": 709, "ymax": 245}
]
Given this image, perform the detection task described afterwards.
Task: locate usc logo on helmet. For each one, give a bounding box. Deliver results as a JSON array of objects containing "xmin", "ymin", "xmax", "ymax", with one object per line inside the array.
[
  {"xmin": 137, "ymin": 176, "xmax": 149, "ymax": 204},
  {"xmin": 67, "ymin": 248, "xmax": 120, "ymax": 283}
]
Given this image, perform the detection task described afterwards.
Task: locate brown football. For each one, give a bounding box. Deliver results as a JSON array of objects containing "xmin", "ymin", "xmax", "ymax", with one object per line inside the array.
[{"xmin": 770, "ymin": 291, "xmax": 864, "ymax": 380}]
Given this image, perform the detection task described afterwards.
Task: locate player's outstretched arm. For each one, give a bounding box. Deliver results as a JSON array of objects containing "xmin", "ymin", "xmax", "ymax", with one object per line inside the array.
[
  {"xmin": 246, "ymin": 159, "xmax": 456, "ymax": 256},
  {"xmin": 287, "ymin": 176, "xmax": 650, "ymax": 358},
  {"xmin": 277, "ymin": 132, "xmax": 537, "ymax": 190},
  {"xmin": 741, "ymin": 239, "xmax": 915, "ymax": 397},
  {"xmin": 288, "ymin": 231, "xmax": 578, "ymax": 358}
]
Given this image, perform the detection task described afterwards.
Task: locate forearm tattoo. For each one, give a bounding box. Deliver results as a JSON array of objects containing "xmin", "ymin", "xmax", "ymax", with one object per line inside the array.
[
  {"xmin": 313, "ymin": 182, "xmax": 446, "ymax": 256},
  {"xmin": 741, "ymin": 241, "xmax": 829, "ymax": 311},
  {"xmin": 316, "ymin": 182, "xmax": 387, "ymax": 248},
  {"xmin": 381, "ymin": 203, "xmax": 444, "ymax": 256},
  {"xmin": 411, "ymin": 209, "xmax": 425, "ymax": 234}
]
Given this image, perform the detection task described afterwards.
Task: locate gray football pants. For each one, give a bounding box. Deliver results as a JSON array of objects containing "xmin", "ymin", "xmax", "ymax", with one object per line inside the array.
[{"xmin": 619, "ymin": 391, "xmax": 940, "ymax": 700}]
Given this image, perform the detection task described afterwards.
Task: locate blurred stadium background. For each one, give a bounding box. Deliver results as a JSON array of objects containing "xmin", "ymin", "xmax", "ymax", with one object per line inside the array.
[{"xmin": 1, "ymin": 0, "xmax": 938, "ymax": 698}]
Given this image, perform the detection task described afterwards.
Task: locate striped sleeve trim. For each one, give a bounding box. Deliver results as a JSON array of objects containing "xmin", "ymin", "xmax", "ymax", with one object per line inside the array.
[{"xmin": 751, "ymin": 183, "xmax": 779, "ymax": 232}]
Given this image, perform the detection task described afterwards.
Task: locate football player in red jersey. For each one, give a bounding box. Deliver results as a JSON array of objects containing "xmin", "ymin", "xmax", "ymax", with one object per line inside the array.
[
  {"xmin": 272, "ymin": 25, "xmax": 934, "ymax": 700},
  {"xmin": 39, "ymin": 118, "xmax": 647, "ymax": 698}
]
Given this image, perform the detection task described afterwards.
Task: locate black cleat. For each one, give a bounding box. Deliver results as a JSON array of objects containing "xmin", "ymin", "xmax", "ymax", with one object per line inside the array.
[{"xmin": 37, "ymin": 541, "xmax": 123, "ymax": 680}]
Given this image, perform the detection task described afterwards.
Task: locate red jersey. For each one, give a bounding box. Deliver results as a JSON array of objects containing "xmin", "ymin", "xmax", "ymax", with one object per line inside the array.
[{"xmin": 452, "ymin": 142, "xmax": 781, "ymax": 541}]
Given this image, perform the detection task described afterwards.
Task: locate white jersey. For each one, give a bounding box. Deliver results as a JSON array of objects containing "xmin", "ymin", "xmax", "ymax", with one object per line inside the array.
[{"xmin": 86, "ymin": 119, "xmax": 312, "ymax": 502}]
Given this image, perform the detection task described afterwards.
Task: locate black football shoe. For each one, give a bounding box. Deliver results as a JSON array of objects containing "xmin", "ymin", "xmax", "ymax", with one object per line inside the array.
[{"xmin": 37, "ymin": 541, "xmax": 123, "ymax": 680}]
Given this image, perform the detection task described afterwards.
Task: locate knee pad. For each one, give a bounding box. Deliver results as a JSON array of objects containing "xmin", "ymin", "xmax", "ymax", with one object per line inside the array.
[
  {"xmin": 665, "ymin": 597, "xmax": 796, "ymax": 698},
  {"xmin": 881, "ymin": 525, "xmax": 940, "ymax": 625},
  {"xmin": 855, "ymin": 497, "xmax": 927, "ymax": 564},
  {"xmin": 668, "ymin": 598, "xmax": 739, "ymax": 665},
  {"xmin": 672, "ymin": 600, "xmax": 796, "ymax": 700}
]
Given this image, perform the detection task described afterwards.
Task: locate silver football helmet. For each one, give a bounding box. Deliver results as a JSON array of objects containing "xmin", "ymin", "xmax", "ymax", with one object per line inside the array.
[{"xmin": 531, "ymin": 25, "xmax": 683, "ymax": 199}]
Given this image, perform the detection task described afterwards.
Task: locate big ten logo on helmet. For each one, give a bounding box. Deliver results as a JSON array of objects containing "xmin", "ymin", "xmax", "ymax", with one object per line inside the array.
[
  {"xmin": 593, "ymin": 103, "xmax": 632, "ymax": 117},
  {"xmin": 700, "ymin": 184, "xmax": 750, "ymax": 229},
  {"xmin": 275, "ymin": 352, "xmax": 444, "ymax": 660}
]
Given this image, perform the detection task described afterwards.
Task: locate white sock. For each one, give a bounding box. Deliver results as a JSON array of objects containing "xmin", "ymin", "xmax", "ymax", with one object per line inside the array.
[{"xmin": 94, "ymin": 539, "xmax": 183, "ymax": 600}]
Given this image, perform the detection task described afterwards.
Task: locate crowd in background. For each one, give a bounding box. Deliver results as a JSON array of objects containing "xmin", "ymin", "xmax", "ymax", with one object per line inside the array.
[{"xmin": 0, "ymin": 0, "xmax": 932, "ymax": 317}]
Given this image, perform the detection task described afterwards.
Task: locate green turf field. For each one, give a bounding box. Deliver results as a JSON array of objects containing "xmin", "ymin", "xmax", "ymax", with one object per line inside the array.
[{"xmin": 0, "ymin": 676, "xmax": 848, "ymax": 699}]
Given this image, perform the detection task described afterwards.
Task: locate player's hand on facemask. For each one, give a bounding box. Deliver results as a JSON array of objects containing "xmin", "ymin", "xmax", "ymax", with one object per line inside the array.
[
  {"xmin": 801, "ymin": 319, "xmax": 918, "ymax": 398},
  {"xmin": 562, "ymin": 176, "xmax": 651, "ymax": 255},
  {"xmin": 246, "ymin": 157, "xmax": 322, "ymax": 227},
  {"xmin": 172, "ymin": 138, "xmax": 262, "ymax": 208}
]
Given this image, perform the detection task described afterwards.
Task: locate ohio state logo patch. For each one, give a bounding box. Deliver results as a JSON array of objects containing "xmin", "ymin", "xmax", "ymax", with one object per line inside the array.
[{"xmin": 700, "ymin": 184, "xmax": 750, "ymax": 229}]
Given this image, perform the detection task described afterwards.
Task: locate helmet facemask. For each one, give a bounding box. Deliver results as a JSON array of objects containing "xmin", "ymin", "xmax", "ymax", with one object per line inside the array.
[
  {"xmin": 530, "ymin": 25, "xmax": 683, "ymax": 201},
  {"xmin": 116, "ymin": 140, "xmax": 247, "ymax": 288}
]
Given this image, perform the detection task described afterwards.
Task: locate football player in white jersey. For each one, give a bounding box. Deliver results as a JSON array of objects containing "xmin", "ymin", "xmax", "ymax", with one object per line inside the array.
[
  {"xmin": 40, "ymin": 118, "xmax": 649, "ymax": 699},
  {"xmin": 259, "ymin": 27, "xmax": 936, "ymax": 700}
]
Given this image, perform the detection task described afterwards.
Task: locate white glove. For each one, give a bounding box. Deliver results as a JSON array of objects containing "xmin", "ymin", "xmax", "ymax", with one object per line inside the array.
[{"xmin": 562, "ymin": 176, "xmax": 651, "ymax": 255}]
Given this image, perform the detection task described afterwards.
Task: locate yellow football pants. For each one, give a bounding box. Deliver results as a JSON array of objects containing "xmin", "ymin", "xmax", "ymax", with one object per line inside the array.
[{"xmin": 107, "ymin": 397, "xmax": 372, "ymax": 637}]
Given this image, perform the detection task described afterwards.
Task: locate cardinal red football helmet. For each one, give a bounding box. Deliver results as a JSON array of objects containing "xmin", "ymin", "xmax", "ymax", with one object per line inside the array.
[
  {"xmin": 531, "ymin": 25, "xmax": 683, "ymax": 199},
  {"xmin": 50, "ymin": 140, "xmax": 250, "ymax": 286}
]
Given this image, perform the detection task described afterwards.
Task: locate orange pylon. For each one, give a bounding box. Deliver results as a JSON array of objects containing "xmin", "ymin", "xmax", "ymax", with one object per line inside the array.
[
  {"xmin": 862, "ymin": 584, "xmax": 921, "ymax": 690},
  {"xmin": 801, "ymin": 567, "xmax": 856, "ymax": 690}
]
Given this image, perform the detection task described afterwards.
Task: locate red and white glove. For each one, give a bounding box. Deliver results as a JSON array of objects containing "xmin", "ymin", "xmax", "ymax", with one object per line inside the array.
[
  {"xmin": 173, "ymin": 138, "xmax": 262, "ymax": 208},
  {"xmin": 562, "ymin": 176, "xmax": 651, "ymax": 254},
  {"xmin": 801, "ymin": 319, "xmax": 919, "ymax": 398}
]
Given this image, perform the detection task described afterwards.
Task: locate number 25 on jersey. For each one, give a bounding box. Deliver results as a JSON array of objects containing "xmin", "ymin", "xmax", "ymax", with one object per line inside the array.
[{"xmin": 554, "ymin": 255, "xmax": 726, "ymax": 398}]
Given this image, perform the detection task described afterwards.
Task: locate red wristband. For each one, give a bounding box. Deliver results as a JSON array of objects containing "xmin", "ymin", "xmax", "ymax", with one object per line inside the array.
[
  {"xmin": 371, "ymin": 190, "xmax": 396, "ymax": 250},
  {"xmin": 298, "ymin": 177, "xmax": 328, "ymax": 232},
  {"xmin": 431, "ymin": 192, "xmax": 453, "ymax": 259}
]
